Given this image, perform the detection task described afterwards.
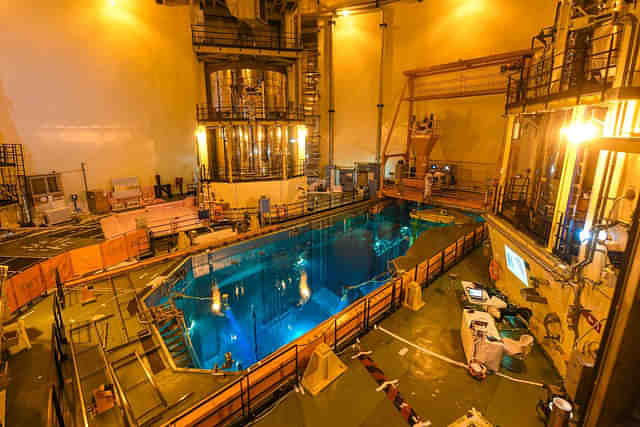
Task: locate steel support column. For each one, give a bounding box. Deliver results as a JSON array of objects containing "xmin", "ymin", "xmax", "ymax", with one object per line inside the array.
[
  {"xmin": 327, "ymin": 19, "xmax": 336, "ymax": 170},
  {"xmin": 375, "ymin": 18, "xmax": 387, "ymax": 168}
]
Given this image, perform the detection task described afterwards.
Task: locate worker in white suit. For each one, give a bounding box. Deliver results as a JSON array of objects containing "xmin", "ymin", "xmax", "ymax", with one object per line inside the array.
[{"xmin": 423, "ymin": 172, "xmax": 433, "ymax": 200}]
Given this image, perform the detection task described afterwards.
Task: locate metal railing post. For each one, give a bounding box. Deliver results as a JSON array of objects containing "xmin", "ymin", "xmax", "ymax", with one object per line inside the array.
[
  {"xmin": 240, "ymin": 378, "xmax": 246, "ymax": 418},
  {"xmin": 365, "ymin": 298, "xmax": 370, "ymax": 330},
  {"xmin": 426, "ymin": 262, "xmax": 430, "ymax": 284},
  {"xmin": 52, "ymin": 325, "xmax": 65, "ymax": 391},
  {"xmin": 55, "ymin": 268, "xmax": 65, "ymax": 309},
  {"xmin": 601, "ymin": 31, "xmax": 616, "ymax": 101},
  {"xmin": 51, "ymin": 386, "xmax": 66, "ymax": 427},
  {"xmin": 246, "ymin": 376, "xmax": 251, "ymax": 416},
  {"xmin": 295, "ymin": 345, "xmax": 299, "ymax": 384},
  {"xmin": 390, "ymin": 280, "xmax": 396, "ymax": 312},
  {"xmin": 68, "ymin": 328, "xmax": 89, "ymax": 427}
]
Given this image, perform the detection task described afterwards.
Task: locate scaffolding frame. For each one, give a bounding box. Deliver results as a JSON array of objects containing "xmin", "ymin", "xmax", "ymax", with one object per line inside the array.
[{"xmin": 0, "ymin": 144, "xmax": 28, "ymax": 221}]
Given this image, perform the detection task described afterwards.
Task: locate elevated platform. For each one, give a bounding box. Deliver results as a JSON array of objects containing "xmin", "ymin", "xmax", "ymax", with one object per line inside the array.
[{"xmin": 381, "ymin": 186, "xmax": 489, "ymax": 213}]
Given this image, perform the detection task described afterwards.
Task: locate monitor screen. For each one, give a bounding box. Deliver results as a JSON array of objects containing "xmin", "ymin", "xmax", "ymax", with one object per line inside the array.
[
  {"xmin": 505, "ymin": 244, "xmax": 529, "ymax": 286},
  {"xmin": 468, "ymin": 288, "xmax": 484, "ymax": 299}
]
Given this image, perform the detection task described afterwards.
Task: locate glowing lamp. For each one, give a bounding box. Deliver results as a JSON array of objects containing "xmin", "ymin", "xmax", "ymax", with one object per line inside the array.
[
  {"xmin": 211, "ymin": 282, "xmax": 221, "ymax": 314},
  {"xmin": 299, "ymin": 271, "xmax": 311, "ymax": 303},
  {"xmin": 579, "ymin": 229, "xmax": 591, "ymax": 243},
  {"xmin": 196, "ymin": 126, "xmax": 207, "ymax": 147},
  {"xmin": 211, "ymin": 301, "xmax": 221, "ymax": 313},
  {"xmin": 598, "ymin": 230, "xmax": 608, "ymax": 241},
  {"xmin": 300, "ymin": 286, "xmax": 310, "ymax": 299},
  {"xmin": 297, "ymin": 126, "xmax": 307, "ymax": 151},
  {"xmin": 562, "ymin": 122, "xmax": 599, "ymax": 144},
  {"xmin": 339, "ymin": 10, "xmax": 351, "ymax": 16}
]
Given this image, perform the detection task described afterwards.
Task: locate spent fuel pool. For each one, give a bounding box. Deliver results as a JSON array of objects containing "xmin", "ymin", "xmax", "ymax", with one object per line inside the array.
[{"xmin": 168, "ymin": 203, "xmax": 462, "ymax": 370}]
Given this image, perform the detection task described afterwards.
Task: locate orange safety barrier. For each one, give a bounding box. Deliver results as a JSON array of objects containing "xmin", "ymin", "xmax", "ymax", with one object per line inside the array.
[
  {"xmin": 444, "ymin": 243, "xmax": 457, "ymax": 267},
  {"xmin": 40, "ymin": 253, "xmax": 73, "ymax": 290},
  {"xmin": 125, "ymin": 229, "xmax": 149, "ymax": 259},
  {"xmin": 416, "ymin": 260, "xmax": 428, "ymax": 284},
  {"xmin": 10, "ymin": 265, "xmax": 46, "ymax": 308},
  {"xmin": 69, "ymin": 244, "xmax": 104, "ymax": 277},
  {"xmin": 5, "ymin": 276, "xmax": 19, "ymax": 313},
  {"xmin": 456, "ymin": 237, "xmax": 465, "ymax": 258},
  {"xmin": 100, "ymin": 236, "xmax": 128, "ymax": 269}
]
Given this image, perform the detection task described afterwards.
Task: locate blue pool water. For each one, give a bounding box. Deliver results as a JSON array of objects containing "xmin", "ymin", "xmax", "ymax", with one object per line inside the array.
[{"xmin": 168, "ymin": 204, "xmax": 462, "ymax": 370}]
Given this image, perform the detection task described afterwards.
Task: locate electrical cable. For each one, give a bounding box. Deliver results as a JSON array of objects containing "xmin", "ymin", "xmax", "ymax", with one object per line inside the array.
[
  {"xmin": 375, "ymin": 325, "xmax": 468, "ymax": 368},
  {"xmin": 494, "ymin": 372, "xmax": 544, "ymax": 387},
  {"xmin": 173, "ymin": 293, "xmax": 215, "ymax": 301},
  {"xmin": 375, "ymin": 325, "xmax": 545, "ymax": 388}
]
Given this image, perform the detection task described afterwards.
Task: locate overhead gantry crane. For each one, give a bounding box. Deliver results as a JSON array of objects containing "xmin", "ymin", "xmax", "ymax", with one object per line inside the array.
[{"xmin": 380, "ymin": 50, "xmax": 533, "ymax": 212}]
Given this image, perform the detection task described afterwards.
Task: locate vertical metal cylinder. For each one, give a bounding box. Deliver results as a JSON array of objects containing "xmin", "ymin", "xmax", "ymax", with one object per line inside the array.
[
  {"xmin": 547, "ymin": 398, "xmax": 572, "ymax": 427},
  {"xmin": 264, "ymin": 71, "xmax": 287, "ymax": 118},
  {"xmin": 376, "ymin": 18, "xmax": 387, "ymax": 167},
  {"xmin": 376, "ymin": 17, "xmax": 387, "ymax": 168},
  {"xmin": 209, "ymin": 69, "xmax": 235, "ymax": 114},
  {"xmin": 328, "ymin": 19, "xmax": 336, "ymax": 169}
]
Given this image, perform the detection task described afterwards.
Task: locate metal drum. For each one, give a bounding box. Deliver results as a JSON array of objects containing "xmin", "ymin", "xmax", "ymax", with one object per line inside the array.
[
  {"xmin": 547, "ymin": 397, "xmax": 572, "ymax": 427},
  {"xmin": 208, "ymin": 70, "xmax": 234, "ymax": 117},
  {"xmin": 264, "ymin": 71, "xmax": 287, "ymax": 119},
  {"xmin": 209, "ymin": 68, "xmax": 287, "ymax": 120},
  {"xmin": 205, "ymin": 67, "xmax": 289, "ymax": 180}
]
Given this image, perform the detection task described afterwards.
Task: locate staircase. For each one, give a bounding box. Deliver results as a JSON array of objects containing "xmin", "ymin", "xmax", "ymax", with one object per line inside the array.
[
  {"xmin": 109, "ymin": 349, "xmax": 169, "ymax": 425},
  {"xmin": 154, "ymin": 304, "xmax": 199, "ymax": 369},
  {"xmin": 302, "ymin": 17, "xmax": 321, "ymax": 178}
]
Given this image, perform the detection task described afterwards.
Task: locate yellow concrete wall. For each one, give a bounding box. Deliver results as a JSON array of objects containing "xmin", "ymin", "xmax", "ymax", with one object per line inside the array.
[
  {"xmin": 332, "ymin": 13, "xmax": 382, "ymax": 167},
  {"xmin": 211, "ymin": 176, "xmax": 307, "ymax": 208},
  {"xmin": 0, "ymin": 0, "xmax": 559, "ymax": 197},
  {"xmin": 489, "ymin": 224, "xmax": 612, "ymax": 377},
  {"xmin": 329, "ymin": 0, "xmax": 557, "ymax": 169},
  {"xmin": 0, "ymin": 0, "xmax": 200, "ymax": 205}
]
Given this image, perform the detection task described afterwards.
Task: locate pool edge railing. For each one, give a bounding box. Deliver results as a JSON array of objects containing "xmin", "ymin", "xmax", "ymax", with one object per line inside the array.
[{"xmin": 161, "ymin": 222, "xmax": 488, "ymax": 427}]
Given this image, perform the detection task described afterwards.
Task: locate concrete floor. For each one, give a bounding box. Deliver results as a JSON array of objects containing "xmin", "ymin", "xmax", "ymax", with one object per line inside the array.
[
  {"xmin": 253, "ymin": 249, "xmax": 561, "ymax": 427},
  {"xmin": 5, "ymin": 257, "xmax": 240, "ymax": 427},
  {"xmin": 4, "ymin": 259, "xmax": 172, "ymax": 427},
  {"xmin": 4, "ymin": 227, "xmax": 560, "ymax": 427},
  {"xmin": 0, "ymin": 224, "xmax": 104, "ymax": 276}
]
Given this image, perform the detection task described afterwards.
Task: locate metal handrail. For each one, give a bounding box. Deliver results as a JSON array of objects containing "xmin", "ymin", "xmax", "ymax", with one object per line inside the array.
[
  {"xmin": 177, "ymin": 316, "xmax": 202, "ymax": 369},
  {"xmin": 221, "ymin": 190, "xmax": 369, "ymax": 225},
  {"xmin": 201, "ymin": 165, "xmax": 287, "ymax": 183},
  {"xmin": 47, "ymin": 384, "xmax": 66, "ymax": 427},
  {"xmin": 201, "ymin": 166, "xmax": 308, "ymax": 182},
  {"xmin": 196, "ymin": 103, "xmax": 305, "ymax": 122},
  {"xmin": 191, "ymin": 24, "xmax": 301, "ymax": 51},
  {"xmin": 91, "ymin": 322, "xmax": 138, "ymax": 427},
  {"xmin": 51, "ymin": 324, "xmax": 65, "ymax": 392},
  {"xmin": 507, "ymin": 28, "xmax": 623, "ymax": 107},
  {"xmin": 0, "ymin": 266, "xmax": 7, "ymax": 358},
  {"xmin": 134, "ymin": 351, "xmax": 168, "ymax": 407},
  {"xmin": 67, "ymin": 328, "xmax": 89, "ymax": 427}
]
